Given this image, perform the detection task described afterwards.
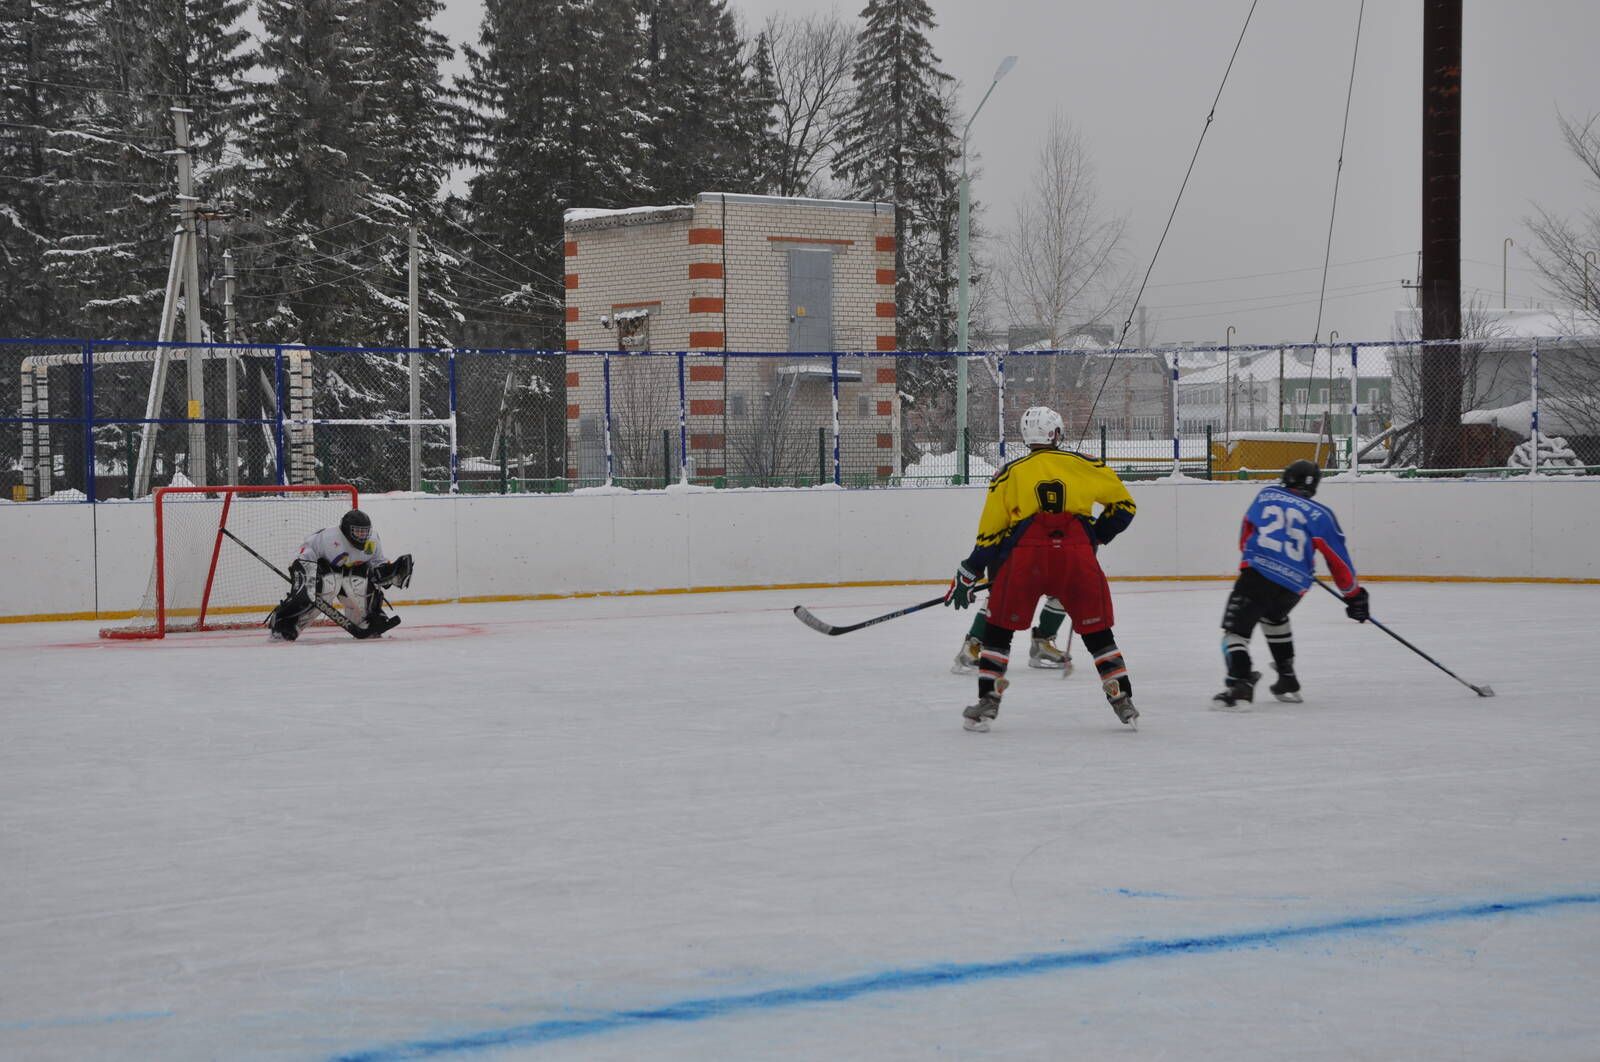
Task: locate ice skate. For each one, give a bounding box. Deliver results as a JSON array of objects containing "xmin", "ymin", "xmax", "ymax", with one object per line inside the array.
[
  {"xmin": 1269, "ymin": 665, "xmax": 1302, "ymax": 703},
  {"xmin": 1211, "ymin": 671, "xmax": 1261, "ymax": 711},
  {"xmin": 1028, "ymin": 636, "xmax": 1073, "ymax": 673},
  {"xmin": 362, "ymin": 613, "xmax": 402, "ymax": 638},
  {"xmin": 951, "ymin": 635, "xmax": 981, "ymax": 675},
  {"xmin": 1102, "ymin": 678, "xmax": 1138, "ymax": 728},
  {"xmin": 962, "ymin": 693, "xmax": 1002, "ymax": 732}
]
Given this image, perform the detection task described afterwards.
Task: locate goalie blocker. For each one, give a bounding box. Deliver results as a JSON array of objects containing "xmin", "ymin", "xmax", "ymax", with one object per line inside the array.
[{"xmin": 269, "ymin": 508, "xmax": 414, "ymax": 641}]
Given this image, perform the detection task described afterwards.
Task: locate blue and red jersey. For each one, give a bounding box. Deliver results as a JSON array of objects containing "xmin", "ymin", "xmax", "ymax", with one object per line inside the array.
[{"xmin": 1238, "ymin": 485, "xmax": 1359, "ymax": 595}]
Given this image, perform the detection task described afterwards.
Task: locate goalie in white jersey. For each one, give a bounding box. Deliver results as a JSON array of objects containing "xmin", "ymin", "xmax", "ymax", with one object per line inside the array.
[{"xmin": 268, "ymin": 508, "xmax": 413, "ymax": 640}]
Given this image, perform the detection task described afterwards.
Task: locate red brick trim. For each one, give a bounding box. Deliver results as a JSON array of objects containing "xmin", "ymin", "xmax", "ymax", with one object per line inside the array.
[
  {"xmin": 689, "ymin": 331, "xmax": 725, "ymax": 349},
  {"xmin": 877, "ymin": 400, "xmax": 892, "ymax": 416},
  {"xmin": 563, "ymin": 274, "xmax": 579, "ymax": 290},
  {"xmin": 688, "ymin": 227, "xmax": 723, "ymax": 245},
  {"xmin": 689, "ymin": 364, "xmax": 724, "ymax": 382},
  {"xmin": 564, "ymin": 307, "xmax": 579, "ymax": 323},
  {"xmin": 875, "ymin": 302, "xmax": 896, "ymax": 318},
  {"xmin": 875, "ymin": 236, "xmax": 896, "ymax": 252},
  {"xmin": 563, "ymin": 240, "xmax": 577, "ymax": 257},
  {"xmin": 877, "ymin": 465, "xmax": 894, "ymax": 478},
  {"xmin": 689, "ymin": 399, "xmax": 724, "ymax": 416},
  {"xmin": 566, "ymin": 404, "xmax": 579, "ymax": 419},
  {"xmin": 688, "ymin": 262, "xmax": 723, "ymax": 280},
  {"xmin": 688, "ymin": 297, "xmax": 724, "ymax": 314},
  {"xmin": 876, "ymin": 268, "xmax": 896, "ymax": 286},
  {"xmin": 875, "ymin": 336, "xmax": 896, "ymax": 351},
  {"xmin": 565, "ymin": 371, "xmax": 580, "ymax": 387},
  {"xmin": 877, "ymin": 433, "xmax": 894, "ymax": 449},
  {"xmin": 566, "ymin": 339, "xmax": 580, "ymax": 351},
  {"xmin": 876, "ymin": 367, "xmax": 896, "ymax": 384},
  {"xmin": 698, "ymin": 467, "xmax": 726, "ymax": 477},
  {"xmin": 690, "ymin": 434, "xmax": 725, "ymax": 450},
  {"xmin": 610, "ymin": 300, "xmax": 661, "ymax": 313},
  {"xmin": 766, "ymin": 235, "xmax": 853, "ymax": 247}
]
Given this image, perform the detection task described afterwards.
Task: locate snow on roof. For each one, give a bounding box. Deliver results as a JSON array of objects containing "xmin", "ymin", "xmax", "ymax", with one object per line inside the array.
[
  {"xmin": 1390, "ymin": 306, "xmax": 1599, "ymax": 341},
  {"xmin": 1462, "ymin": 399, "xmax": 1588, "ymax": 439},
  {"xmin": 563, "ymin": 205, "xmax": 694, "ymax": 229},
  {"xmin": 1178, "ymin": 347, "xmax": 1388, "ymax": 385},
  {"xmin": 696, "ymin": 192, "xmax": 894, "ymax": 214}
]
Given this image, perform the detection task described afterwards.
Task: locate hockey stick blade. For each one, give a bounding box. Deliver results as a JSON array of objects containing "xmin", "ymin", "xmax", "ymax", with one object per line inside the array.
[
  {"xmin": 1314, "ymin": 579, "xmax": 1494, "ymax": 697},
  {"xmin": 792, "ymin": 585, "xmax": 985, "ymax": 637}
]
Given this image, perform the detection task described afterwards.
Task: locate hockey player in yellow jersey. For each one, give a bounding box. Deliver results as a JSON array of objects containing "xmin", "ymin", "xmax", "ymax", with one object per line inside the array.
[{"xmin": 944, "ymin": 406, "xmax": 1139, "ymax": 732}]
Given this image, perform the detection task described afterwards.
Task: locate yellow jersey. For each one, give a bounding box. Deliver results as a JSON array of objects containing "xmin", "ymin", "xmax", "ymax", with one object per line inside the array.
[{"xmin": 963, "ymin": 448, "xmax": 1136, "ymax": 575}]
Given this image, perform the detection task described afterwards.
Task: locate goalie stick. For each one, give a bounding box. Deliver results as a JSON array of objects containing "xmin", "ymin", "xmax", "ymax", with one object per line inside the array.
[
  {"xmin": 794, "ymin": 583, "xmax": 989, "ymax": 637},
  {"xmin": 1313, "ymin": 578, "xmax": 1493, "ymax": 697},
  {"xmin": 221, "ymin": 528, "xmax": 392, "ymax": 640}
]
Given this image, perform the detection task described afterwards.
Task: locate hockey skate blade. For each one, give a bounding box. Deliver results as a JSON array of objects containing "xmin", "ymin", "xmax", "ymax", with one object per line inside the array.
[
  {"xmin": 1209, "ymin": 698, "xmax": 1252, "ymax": 713},
  {"xmin": 1272, "ymin": 691, "xmax": 1304, "ymax": 703},
  {"xmin": 963, "ymin": 718, "xmax": 990, "ymax": 733}
]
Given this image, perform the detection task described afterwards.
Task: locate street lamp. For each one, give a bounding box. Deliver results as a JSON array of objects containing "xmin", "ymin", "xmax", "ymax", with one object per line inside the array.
[
  {"xmin": 1503, "ymin": 237, "xmax": 1514, "ymax": 307},
  {"xmin": 955, "ymin": 54, "xmax": 1017, "ymax": 482}
]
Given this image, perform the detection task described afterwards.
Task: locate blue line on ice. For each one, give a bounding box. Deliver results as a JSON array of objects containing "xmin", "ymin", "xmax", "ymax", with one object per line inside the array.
[{"xmin": 330, "ymin": 891, "xmax": 1600, "ymax": 1061}]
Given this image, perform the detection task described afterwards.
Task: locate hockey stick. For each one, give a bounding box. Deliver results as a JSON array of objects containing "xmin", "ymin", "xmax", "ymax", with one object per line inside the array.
[
  {"xmin": 793, "ymin": 583, "xmax": 990, "ymax": 637},
  {"xmin": 1313, "ymin": 579, "xmax": 1494, "ymax": 697},
  {"xmin": 220, "ymin": 528, "xmax": 385, "ymax": 639}
]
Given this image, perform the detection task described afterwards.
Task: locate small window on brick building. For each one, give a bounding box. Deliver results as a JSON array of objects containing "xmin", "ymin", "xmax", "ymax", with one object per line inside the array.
[
  {"xmin": 730, "ymin": 393, "xmax": 747, "ymax": 417},
  {"xmin": 857, "ymin": 393, "xmax": 869, "ymax": 416}
]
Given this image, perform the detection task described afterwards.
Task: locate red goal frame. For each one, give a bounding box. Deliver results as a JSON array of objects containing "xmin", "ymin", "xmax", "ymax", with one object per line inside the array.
[{"xmin": 101, "ymin": 484, "xmax": 358, "ymax": 640}]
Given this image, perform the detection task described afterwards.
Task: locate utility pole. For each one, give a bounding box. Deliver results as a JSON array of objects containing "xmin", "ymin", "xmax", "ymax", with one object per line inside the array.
[
  {"xmin": 223, "ymin": 249, "xmax": 238, "ymax": 484},
  {"xmin": 1420, "ymin": 0, "xmax": 1463, "ymax": 469},
  {"xmin": 408, "ymin": 221, "xmax": 422, "ymax": 492},
  {"xmin": 135, "ymin": 106, "xmax": 208, "ymax": 495}
]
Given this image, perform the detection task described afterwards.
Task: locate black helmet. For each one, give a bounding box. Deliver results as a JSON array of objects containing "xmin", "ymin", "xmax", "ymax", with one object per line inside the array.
[
  {"xmin": 1282, "ymin": 459, "xmax": 1322, "ymax": 497},
  {"xmin": 339, "ymin": 508, "xmax": 372, "ymax": 545}
]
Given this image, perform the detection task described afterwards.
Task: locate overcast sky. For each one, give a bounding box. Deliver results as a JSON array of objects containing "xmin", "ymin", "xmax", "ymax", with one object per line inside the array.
[{"xmin": 436, "ymin": 1, "xmax": 1599, "ymax": 346}]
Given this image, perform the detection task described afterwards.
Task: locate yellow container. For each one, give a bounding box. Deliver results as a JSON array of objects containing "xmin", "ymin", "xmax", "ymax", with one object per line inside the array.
[{"xmin": 1210, "ymin": 433, "xmax": 1336, "ymax": 479}]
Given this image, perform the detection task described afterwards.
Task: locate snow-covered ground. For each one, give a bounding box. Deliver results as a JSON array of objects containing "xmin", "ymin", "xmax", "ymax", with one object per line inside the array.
[{"xmin": 3, "ymin": 582, "xmax": 1597, "ymax": 1061}]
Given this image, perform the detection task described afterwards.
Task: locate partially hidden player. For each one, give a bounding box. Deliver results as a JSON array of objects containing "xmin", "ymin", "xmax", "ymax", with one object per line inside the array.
[
  {"xmin": 944, "ymin": 406, "xmax": 1139, "ymax": 732},
  {"xmin": 268, "ymin": 508, "xmax": 413, "ymax": 640},
  {"xmin": 1212, "ymin": 459, "xmax": 1369, "ymax": 709}
]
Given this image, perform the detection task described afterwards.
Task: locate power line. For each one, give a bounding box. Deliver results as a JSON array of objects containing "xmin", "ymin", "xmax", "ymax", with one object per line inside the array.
[{"xmin": 1144, "ymin": 251, "xmax": 1414, "ymax": 290}]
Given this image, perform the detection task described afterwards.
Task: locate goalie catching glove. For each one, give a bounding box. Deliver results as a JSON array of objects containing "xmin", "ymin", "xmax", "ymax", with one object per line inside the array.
[{"xmin": 370, "ymin": 554, "xmax": 413, "ymax": 589}]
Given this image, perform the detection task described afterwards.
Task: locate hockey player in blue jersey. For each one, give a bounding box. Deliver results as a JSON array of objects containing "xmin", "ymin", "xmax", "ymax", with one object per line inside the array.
[{"xmin": 1212, "ymin": 459, "xmax": 1370, "ymax": 709}]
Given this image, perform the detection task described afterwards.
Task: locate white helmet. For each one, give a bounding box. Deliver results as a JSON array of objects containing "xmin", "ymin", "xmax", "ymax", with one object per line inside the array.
[{"xmin": 1019, "ymin": 406, "xmax": 1065, "ymax": 447}]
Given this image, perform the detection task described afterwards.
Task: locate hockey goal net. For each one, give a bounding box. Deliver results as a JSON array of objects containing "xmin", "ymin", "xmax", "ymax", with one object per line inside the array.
[{"xmin": 101, "ymin": 484, "xmax": 359, "ymax": 639}]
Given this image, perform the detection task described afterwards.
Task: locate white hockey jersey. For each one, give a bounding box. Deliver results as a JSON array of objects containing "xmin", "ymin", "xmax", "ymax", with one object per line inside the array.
[{"xmin": 294, "ymin": 526, "xmax": 387, "ymax": 572}]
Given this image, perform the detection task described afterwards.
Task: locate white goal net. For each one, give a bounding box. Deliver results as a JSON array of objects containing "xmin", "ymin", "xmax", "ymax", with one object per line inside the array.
[{"xmin": 101, "ymin": 484, "xmax": 359, "ymax": 639}]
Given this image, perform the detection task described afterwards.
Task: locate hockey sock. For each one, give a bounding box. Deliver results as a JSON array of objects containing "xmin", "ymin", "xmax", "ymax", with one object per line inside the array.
[
  {"xmin": 1262, "ymin": 617, "xmax": 1294, "ymax": 672},
  {"xmin": 1033, "ymin": 599, "xmax": 1067, "ymax": 640},
  {"xmin": 978, "ymin": 626, "xmax": 1014, "ymax": 699},
  {"xmin": 967, "ymin": 609, "xmax": 989, "ymax": 641},
  {"xmin": 1222, "ymin": 632, "xmax": 1254, "ymax": 684},
  {"xmin": 1081, "ymin": 629, "xmax": 1131, "ymax": 699}
]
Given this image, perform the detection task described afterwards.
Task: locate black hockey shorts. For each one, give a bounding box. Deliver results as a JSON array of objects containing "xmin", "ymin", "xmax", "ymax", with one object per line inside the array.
[{"xmin": 1220, "ymin": 566, "xmax": 1303, "ymax": 637}]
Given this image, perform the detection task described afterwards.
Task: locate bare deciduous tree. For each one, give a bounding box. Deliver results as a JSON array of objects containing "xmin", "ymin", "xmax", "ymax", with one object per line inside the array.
[
  {"xmin": 763, "ymin": 12, "xmax": 859, "ymax": 197},
  {"xmin": 999, "ymin": 113, "xmax": 1128, "ymax": 348},
  {"xmin": 1527, "ymin": 110, "xmax": 1600, "ymax": 327}
]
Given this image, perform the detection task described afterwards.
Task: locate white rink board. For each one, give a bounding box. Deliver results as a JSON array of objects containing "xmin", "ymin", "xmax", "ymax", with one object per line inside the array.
[
  {"xmin": 1, "ymin": 582, "xmax": 1597, "ymax": 1060},
  {"xmin": 1, "ymin": 478, "xmax": 1598, "ymax": 621}
]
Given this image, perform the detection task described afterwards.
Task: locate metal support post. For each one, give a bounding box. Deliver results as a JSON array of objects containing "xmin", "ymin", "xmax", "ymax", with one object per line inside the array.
[
  {"xmin": 1348, "ymin": 344, "xmax": 1359, "ymax": 476},
  {"xmin": 408, "ymin": 222, "xmax": 422, "ymax": 491},
  {"xmin": 602, "ymin": 351, "xmax": 613, "ymax": 485},
  {"xmin": 996, "ymin": 351, "xmax": 1006, "ymax": 461},
  {"xmin": 1530, "ymin": 339, "xmax": 1540, "ymax": 477},
  {"xmin": 175, "ymin": 109, "xmax": 206, "ymax": 485},
  {"xmin": 830, "ymin": 353, "xmax": 841, "ymax": 485},
  {"xmin": 82, "ymin": 342, "xmax": 96, "ymax": 502},
  {"xmin": 223, "ymin": 249, "xmax": 238, "ymax": 484}
]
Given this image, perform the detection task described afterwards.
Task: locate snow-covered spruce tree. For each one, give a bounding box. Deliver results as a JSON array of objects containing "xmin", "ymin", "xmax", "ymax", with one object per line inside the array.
[
  {"xmin": 638, "ymin": 0, "xmax": 762, "ymax": 202},
  {"xmin": 836, "ymin": 0, "xmax": 961, "ymax": 351},
  {"xmin": 737, "ymin": 29, "xmax": 785, "ymax": 194},
  {"xmin": 456, "ymin": 0, "xmax": 652, "ymax": 351}
]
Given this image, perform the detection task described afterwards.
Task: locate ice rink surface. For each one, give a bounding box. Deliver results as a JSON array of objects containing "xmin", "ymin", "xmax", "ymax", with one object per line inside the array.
[{"xmin": 3, "ymin": 581, "xmax": 1598, "ymax": 1061}]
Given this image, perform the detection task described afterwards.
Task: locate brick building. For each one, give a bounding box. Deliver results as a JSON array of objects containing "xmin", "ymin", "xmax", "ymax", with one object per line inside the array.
[{"xmin": 562, "ymin": 193, "xmax": 897, "ymax": 484}]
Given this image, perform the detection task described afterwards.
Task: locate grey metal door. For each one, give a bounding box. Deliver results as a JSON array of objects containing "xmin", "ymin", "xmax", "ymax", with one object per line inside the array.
[{"xmin": 787, "ymin": 250, "xmax": 834, "ymax": 352}]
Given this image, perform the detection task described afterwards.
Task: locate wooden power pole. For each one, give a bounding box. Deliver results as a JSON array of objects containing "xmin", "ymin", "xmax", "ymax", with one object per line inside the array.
[{"xmin": 1420, "ymin": 0, "xmax": 1463, "ymax": 469}]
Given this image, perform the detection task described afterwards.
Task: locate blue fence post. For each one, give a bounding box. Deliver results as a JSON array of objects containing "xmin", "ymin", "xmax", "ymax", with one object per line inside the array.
[
  {"xmin": 1170, "ymin": 353, "xmax": 1181, "ymax": 475},
  {"xmin": 997, "ymin": 350, "xmax": 1007, "ymax": 462},
  {"xmin": 830, "ymin": 353, "xmax": 841, "ymax": 486},
  {"xmin": 273, "ymin": 346, "xmax": 287, "ymax": 485},
  {"xmin": 81, "ymin": 340, "xmax": 96, "ymax": 503},
  {"xmin": 677, "ymin": 351, "xmax": 688, "ymax": 483},
  {"xmin": 448, "ymin": 348, "xmax": 459, "ymax": 494},
  {"xmin": 1530, "ymin": 339, "xmax": 1541, "ymax": 477},
  {"xmin": 1349, "ymin": 343, "xmax": 1360, "ymax": 475},
  {"xmin": 602, "ymin": 350, "xmax": 613, "ymax": 485}
]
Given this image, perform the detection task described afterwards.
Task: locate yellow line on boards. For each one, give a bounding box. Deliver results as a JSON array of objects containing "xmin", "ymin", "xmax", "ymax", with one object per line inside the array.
[{"xmin": 5, "ymin": 575, "xmax": 1597, "ymax": 626}]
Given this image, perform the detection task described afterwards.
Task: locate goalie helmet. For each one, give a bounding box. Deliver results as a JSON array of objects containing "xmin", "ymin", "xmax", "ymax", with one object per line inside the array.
[
  {"xmin": 1019, "ymin": 406, "xmax": 1065, "ymax": 448},
  {"xmin": 1282, "ymin": 459, "xmax": 1322, "ymax": 497},
  {"xmin": 339, "ymin": 508, "xmax": 373, "ymax": 546}
]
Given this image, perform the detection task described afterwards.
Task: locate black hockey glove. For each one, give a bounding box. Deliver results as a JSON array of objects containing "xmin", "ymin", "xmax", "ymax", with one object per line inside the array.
[
  {"xmin": 944, "ymin": 564, "xmax": 979, "ymax": 609},
  {"xmin": 1343, "ymin": 586, "xmax": 1370, "ymax": 622},
  {"xmin": 371, "ymin": 554, "xmax": 413, "ymax": 590}
]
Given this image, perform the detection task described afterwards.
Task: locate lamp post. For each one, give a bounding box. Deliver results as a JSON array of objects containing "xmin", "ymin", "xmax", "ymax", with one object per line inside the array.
[
  {"xmin": 955, "ymin": 54, "xmax": 1017, "ymax": 482},
  {"xmin": 1503, "ymin": 237, "xmax": 1513, "ymax": 307},
  {"xmin": 1224, "ymin": 325, "xmax": 1235, "ymax": 437}
]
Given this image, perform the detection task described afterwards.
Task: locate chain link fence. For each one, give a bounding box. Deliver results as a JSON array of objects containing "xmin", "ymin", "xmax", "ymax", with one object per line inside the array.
[{"xmin": 6, "ymin": 336, "xmax": 1598, "ymax": 501}]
